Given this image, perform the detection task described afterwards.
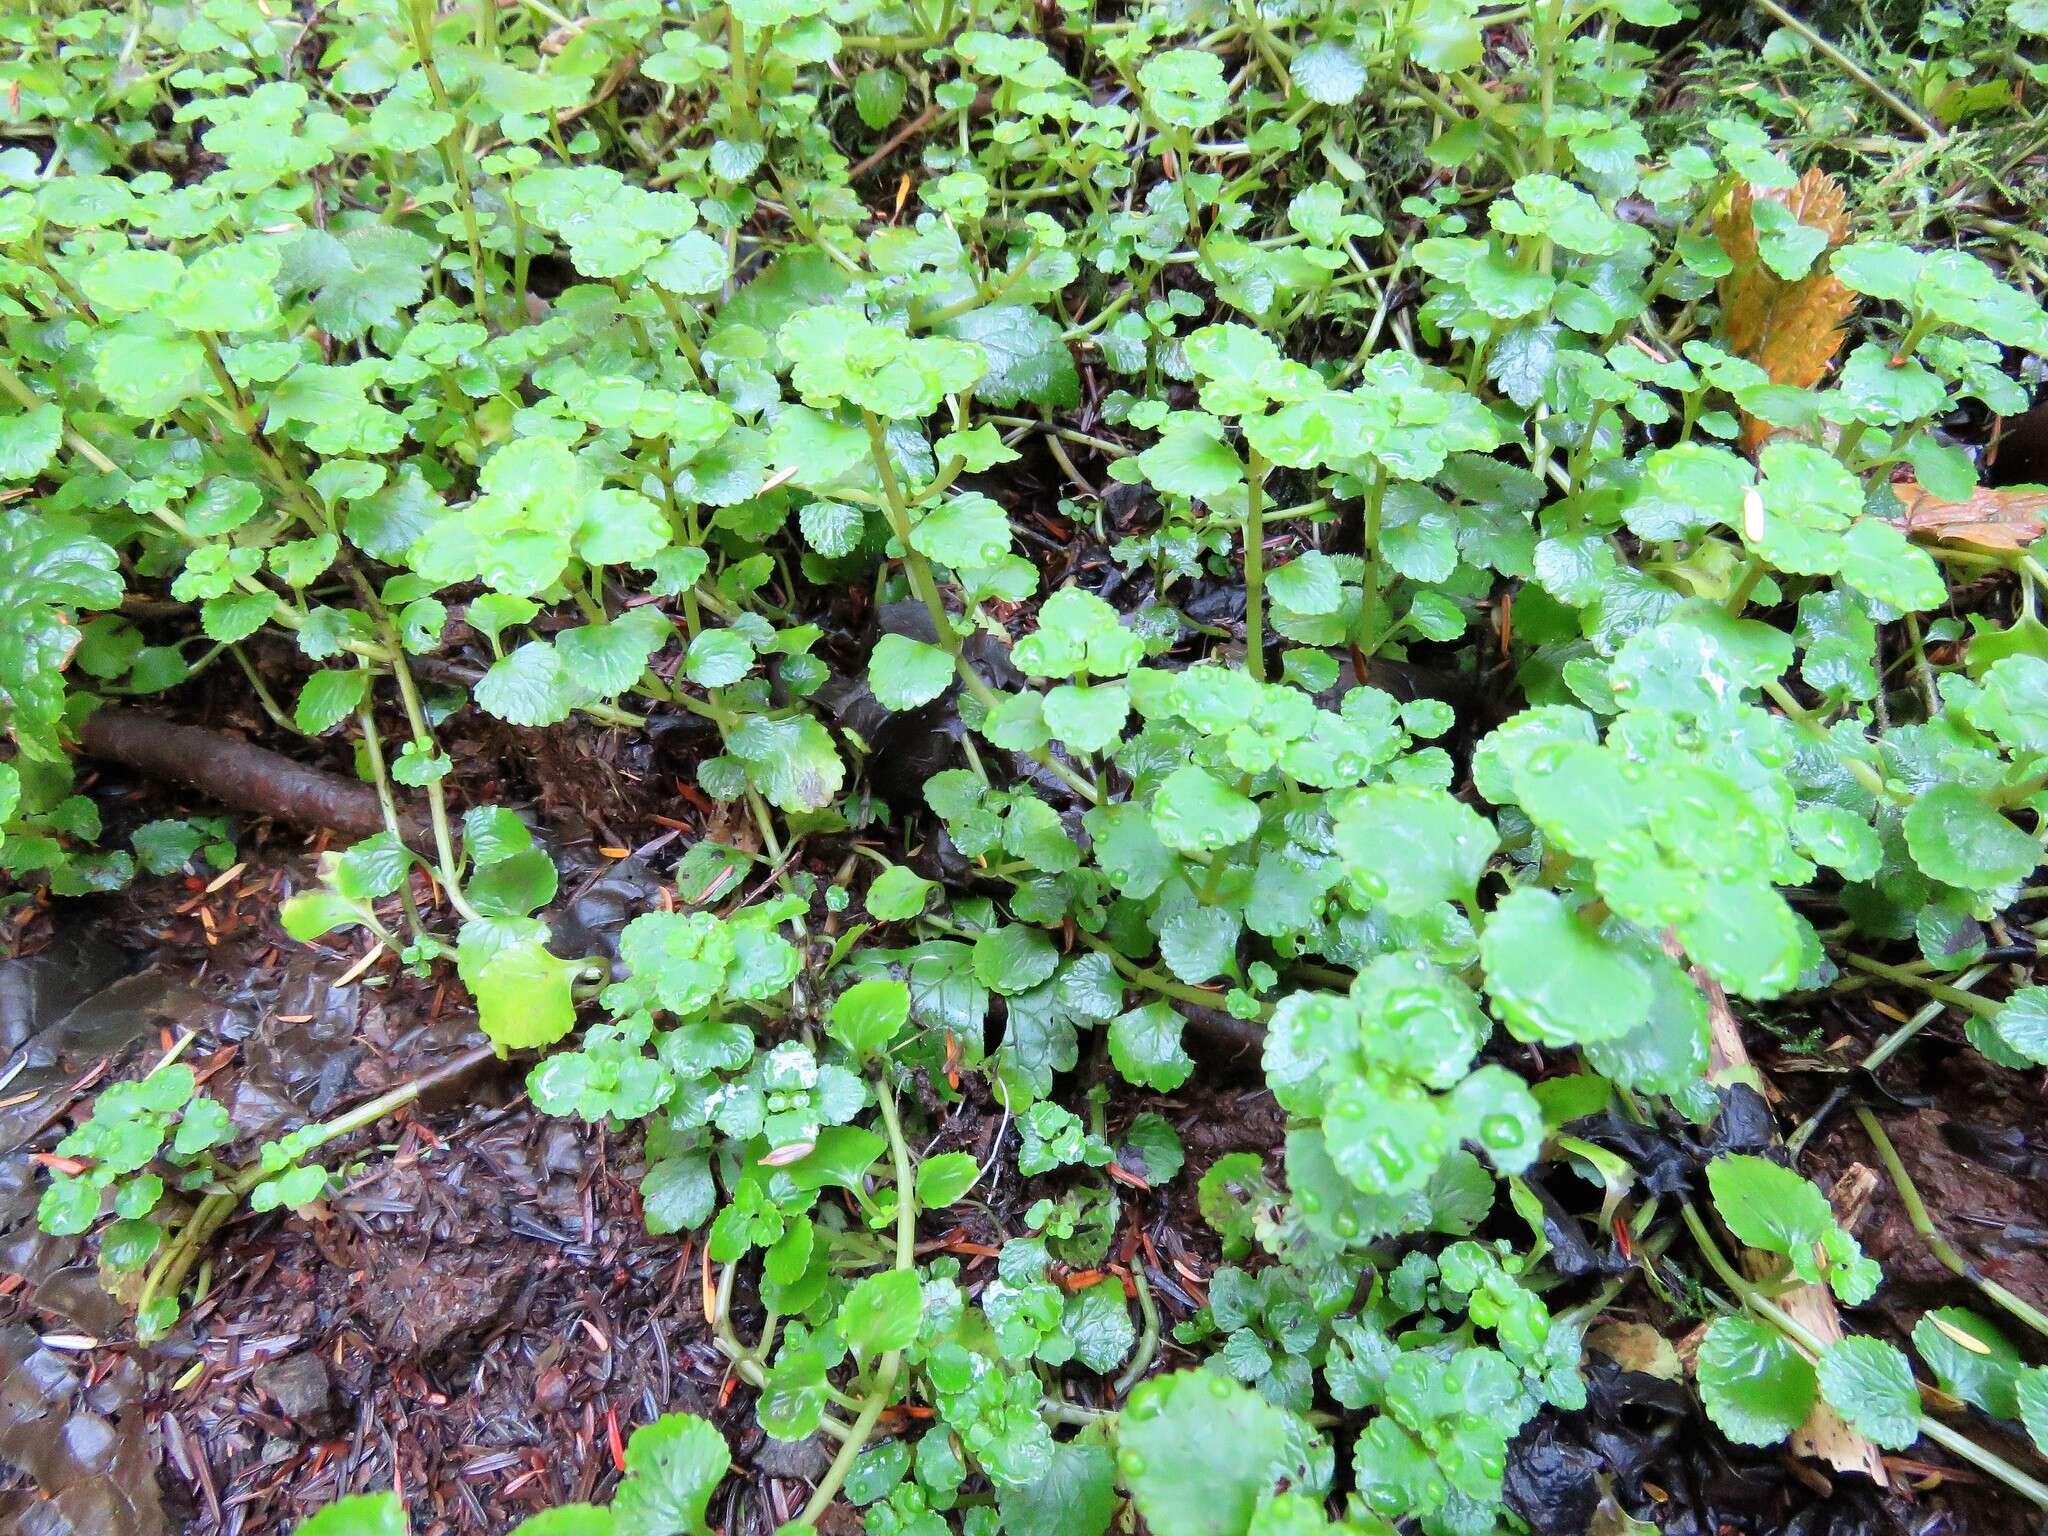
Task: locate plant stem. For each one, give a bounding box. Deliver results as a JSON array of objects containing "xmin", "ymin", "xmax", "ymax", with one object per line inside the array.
[
  {"xmin": 1243, "ymin": 448, "xmax": 1267, "ymax": 681},
  {"xmin": 407, "ymin": 0, "xmax": 492, "ymax": 324},
  {"xmin": 1762, "ymin": 682, "xmax": 1897, "ymax": 802},
  {"xmin": 1113, "ymin": 1265, "xmax": 1160, "ymax": 1397},
  {"xmin": 384, "ymin": 641, "xmax": 485, "ymax": 922},
  {"xmin": 1360, "ymin": 465, "xmax": 1387, "ymax": 656},
  {"xmin": 1854, "ymin": 1107, "xmax": 2048, "ymax": 1339},
  {"xmin": 798, "ymin": 1076, "xmax": 918, "ymax": 1526},
  {"xmin": 355, "ymin": 695, "xmax": 430, "ymax": 945},
  {"xmin": 1840, "ymin": 953, "xmax": 1999, "ymax": 1018},
  {"xmin": 1724, "ymin": 556, "xmax": 1767, "ymax": 615},
  {"xmin": 1862, "ymin": 963, "xmax": 1992, "ymax": 1072},
  {"xmin": 1747, "ymin": 0, "xmax": 1943, "ymax": 143},
  {"xmin": 138, "ymin": 1043, "xmax": 499, "ymax": 1330},
  {"xmin": 1078, "ymin": 929, "xmax": 1271, "ymax": 1021}
]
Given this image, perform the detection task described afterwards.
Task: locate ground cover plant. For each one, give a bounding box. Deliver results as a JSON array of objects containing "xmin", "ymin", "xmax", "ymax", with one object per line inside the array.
[{"xmin": 6, "ymin": 0, "xmax": 2048, "ymax": 1530}]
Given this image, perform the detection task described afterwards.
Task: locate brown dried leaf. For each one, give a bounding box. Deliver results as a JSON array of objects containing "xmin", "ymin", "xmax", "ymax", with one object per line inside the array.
[
  {"xmin": 1892, "ymin": 479, "xmax": 2048, "ymax": 551},
  {"xmin": 1714, "ymin": 167, "xmax": 1859, "ymax": 453}
]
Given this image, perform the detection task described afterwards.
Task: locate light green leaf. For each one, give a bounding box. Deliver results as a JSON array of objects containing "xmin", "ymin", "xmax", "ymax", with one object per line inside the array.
[
  {"xmin": 0, "ymin": 405, "xmax": 61, "ymax": 481},
  {"xmin": 1334, "ymin": 784, "xmax": 1497, "ymax": 917},
  {"xmin": 1904, "ymin": 785, "xmax": 2037, "ymax": 891},
  {"xmin": 1117, "ymin": 1371, "xmax": 1290, "ymax": 1536},
  {"xmin": 475, "ymin": 641, "xmax": 578, "ymax": 728},
  {"xmin": 1816, "ymin": 1338, "xmax": 1920, "ymax": 1450},
  {"xmin": 840, "ymin": 1268, "xmax": 923, "ymax": 1361},
  {"xmin": 870, "ymin": 633, "xmax": 955, "ymax": 711},
  {"xmin": 916, "ymin": 1151, "xmax": 981, "ymax": 1209},
  {"xmin": 291, "ymin": 1493, "xmax": 408, "ymax": 1536},
  {"xmin": 1108, "ymin": 1000, "xmax": 1192, "ymax": 1091},
  {"xmin": 830, "ymin": 978, "xmax": 910, "ymax": 1058},
  {"xmin": 458, "ymin": 938, "xmax": 582, "ymax": 1052},
  {"xmin": 1481, "ymin": 889, "xmax": 1649, "ymax": 1044},
  {"xmin": 294, "ymin": 669, "xmax": 369, "ymax": 736},
  {"xmin": 1043, "ymin": 682, "xmax": 1130, "ymax": 753},
  {"xmin": 610, "ymin": 1413, "xmax": 731, "ymax": 1536},
  {"xmin": 1696, "ymin": 1316, "xmax": 1816, "ymax": 1446},
  {"xmin": 1150, "ymin": 766, "xmax": 1259, "ymax": 854},
  {"xmin": 865, "ymin": 864, "xmax": 934, "ymax": 921}
]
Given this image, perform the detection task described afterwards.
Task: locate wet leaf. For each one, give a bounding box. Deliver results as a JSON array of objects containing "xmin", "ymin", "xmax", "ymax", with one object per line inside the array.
[
  {"xmin": 1117, "ymin": 1371, "xmax": 1291, "ymax": 1536},
  {"xmin": 1816, "ymin": 1337, "xmax": 1920, "ymax": 1450},
  {"xmin": 1714, "ymin": 169, "xmax": 1857, "ymax": 453},
  {"xmin": 1890, "ymin": 478, "xmax": 2048, "ymax": 551},
  {"xmin": 1696, "ymin": 1316, "xmax": 1816, "ymax": 1445}
]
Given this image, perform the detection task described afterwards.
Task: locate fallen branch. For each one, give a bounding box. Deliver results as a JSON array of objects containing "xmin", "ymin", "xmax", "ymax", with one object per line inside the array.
[{"xmin": 77, "ymin": 707, "xmax": 431, "ymax": 853}]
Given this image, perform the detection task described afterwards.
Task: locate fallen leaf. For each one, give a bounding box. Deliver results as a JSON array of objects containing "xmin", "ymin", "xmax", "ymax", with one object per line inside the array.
[
  {"xmin": 1715, "ymin": 166, "xmax": 1858, "ymax": 454},
  {"xmin": 1892, "ymin": 479, "xmax": 2048, "ymax": 551},
  {"xmin": 1587, "ymin": 1320, "xmax": 1682, "ymax": 1380}
]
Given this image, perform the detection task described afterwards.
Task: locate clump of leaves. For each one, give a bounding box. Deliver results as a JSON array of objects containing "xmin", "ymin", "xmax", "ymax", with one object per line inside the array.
[{"xmin": 14, "ymin": 0, "xmax": 2048, "ymax": 1525}]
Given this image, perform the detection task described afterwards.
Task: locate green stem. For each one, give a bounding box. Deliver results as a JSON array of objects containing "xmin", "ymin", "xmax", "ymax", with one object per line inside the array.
[
  {"xmin": 1746, "ymin": 0, "xmax": 1943, "ymax": 142},
  {"xmin": 1682, "ymin": 1204, "xmax": 2048, "ymax": 1509},
  {"xmin": 1078, "ymin": 929, "xmax": 1270, "ymax": 1021},
  {"xmin": 1762, "ymin": 682, "xmax": 1897, "ymax": 802},
  {"xmin": 138, "ymin": 1043, "xmax": 500, "ymax": 1330},
  {"xmin": 407, "ymin": 0, "xmax": 492, "ymax": 324},
  {"xmin": 1855, "ymin": 1107, "xmax": 2048, "ymax": 1339},
  {"xmin": 1113, "ymin": 1265, "xmax": 1160, "ymax": 1397},
  {"xmin": 798, "ymin": 1076, "xmax": 918, "ymax": 1525},
  {"xmin": 385, "ymin": 641, "xmax": 485, "ymax": 923},
  {"xmin": 1724, "ymin": 556, "xmax": 1767, "ymax": 615},
  {"xmin": 1360, "ymin": 465, "xmax": 1388, "ymax": 656},
  {"xmin": 1243, "ymin": 449, "xmax": 1267, "ymax": 680},
  {"xmin": 355, "ymin": 693, "xmax": 430, "ymax": 946},
  {"xmin": 1840, "ymin": 953, "xmax": 1999, "ymax": 1018},
  {"xmin": 1861, "ymin": 963, "xmax": 1992, "ymax": 1073}
]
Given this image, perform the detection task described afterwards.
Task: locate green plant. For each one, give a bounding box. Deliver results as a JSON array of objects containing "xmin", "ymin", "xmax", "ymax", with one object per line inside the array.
[{"xmin": 13, "ymin": 0, "xmax": 2048, "ymax": 1525}]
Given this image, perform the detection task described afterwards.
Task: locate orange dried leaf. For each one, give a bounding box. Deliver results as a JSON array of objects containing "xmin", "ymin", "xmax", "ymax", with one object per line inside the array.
[
  {"xmin": 1714, "ymin": 167, "xmax": 1859, "ymax": 453},
  {"xmin": 1892, "ymin": 479, "xmax": 2048, "ymax": 551}
]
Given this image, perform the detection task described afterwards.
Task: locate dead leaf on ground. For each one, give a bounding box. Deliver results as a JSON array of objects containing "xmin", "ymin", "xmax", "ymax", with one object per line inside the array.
[
  {"xmin": 1891, "ymin": 479, "xmax": 2048, "ymax": 551},
  {"xmin": 1714, "ymin": 166, "xmax": 1859, "ymax": 454}
]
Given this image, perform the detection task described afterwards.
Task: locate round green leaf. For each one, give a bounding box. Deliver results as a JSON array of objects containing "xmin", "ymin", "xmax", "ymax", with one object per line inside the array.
[
  {"xmin": 1481, "ymin": 888, "xmax": 1650, "ymax": 1044},
  {"xmin": 610, "ymin": 1413, "xmax": 731, "ymax": 1536},
  {"xmin": 1150, "ymin": 766, "xmax": 1259, "ymax": 854},
  {"xmin": 1334, "ymin": 784, "xmax": 1498, "ymax": 917},
  {"xmin": 869, "ymin": 632, "xmax": 955, "ymax": 711},
  {"xmin": 830, "ymin": 977, "xmax": 911, "ymax": 1057},
  {"xmin": 1043, "ymin": 682, "xmax": 1131, "ymax": 754},
  {"xmin": 915, "ymin": 1150, "xmax": 981, "ymax": 1209},
  {"xmin": 1903, "ymin": 784, "xmax": 2038, "ymax": 891},
  {"xmin": 1696, "ymin": 1316, "xmax": 1817, "ymax": 1446},
  {"xmin": 1117, "ymin": 1370, "xmax": 1290, "ymax": 1536},
  {"xmin": 865, "ymin": 864, "xmax": 935, "ymax": 921},
  {"xmin": 291, "ymin": 1493, "xmax": 408, "ymax": 1536},
  {"xmin": 840, "ymin": 1267, "xmax": 924, "ymax": 1361},
  {"xmin": 1816, "ymin": 1337, "xmax": 1920, "ymax": 1450}
]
